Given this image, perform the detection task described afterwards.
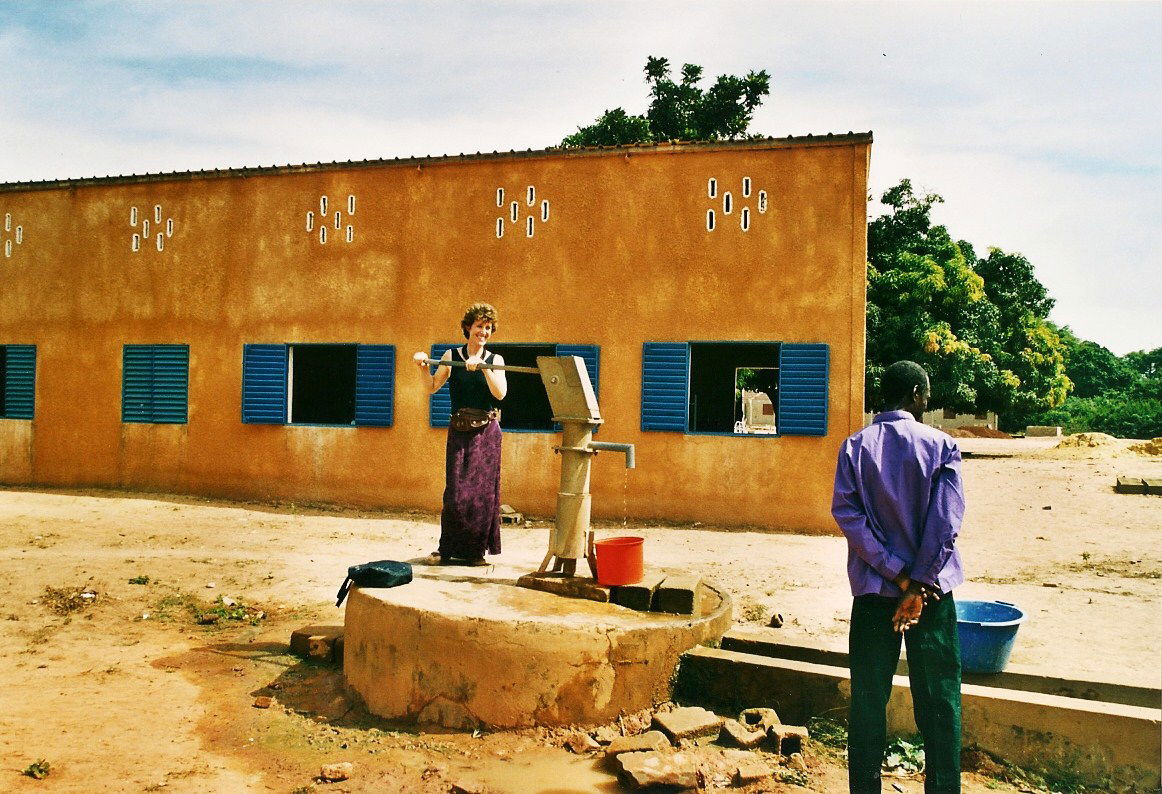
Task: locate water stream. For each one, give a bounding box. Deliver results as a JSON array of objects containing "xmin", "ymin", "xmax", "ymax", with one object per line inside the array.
[{"xmin": 622, "ymin": 467, "xmax": 629, "ymax": 528}]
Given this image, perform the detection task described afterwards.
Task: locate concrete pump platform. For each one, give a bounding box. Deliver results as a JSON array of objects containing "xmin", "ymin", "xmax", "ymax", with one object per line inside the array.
[{"xmin": 343, "ymin": 575, "xmax": 732, "ymax": 729}]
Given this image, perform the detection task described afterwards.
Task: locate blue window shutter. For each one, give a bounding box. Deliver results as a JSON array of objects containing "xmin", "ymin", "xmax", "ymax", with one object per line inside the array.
[
  {"xmin": 355, "ymin": 345, "xmax": 395, "ymax": 427},
  {"xmin": 242, "ymin": 344, "xmax": 288, "ymax": 424},
  {"xmin": 122, "ymin": 345, "xmax": 154, "ymax": 423},
  {"xmin": 151, "ymin": 345, "xmax": 189, "ymax": 424},
  {"xmin": 4, "ymin": 345, "xmax": 36, "ymax": 419},
  {"xmin": 641, "ymin": 342, "xmax": 689, "ymax": 432},
  {"xmin": 778, "ymin": 343, "xmax": 829, "ymax": 436},
  {"xmin": 555, "ymin": 345, "xmax": 599, "ymax": 398},
  {"xmin": 428, "ymin": 343, "xmax": 458, "ymax": 428}
]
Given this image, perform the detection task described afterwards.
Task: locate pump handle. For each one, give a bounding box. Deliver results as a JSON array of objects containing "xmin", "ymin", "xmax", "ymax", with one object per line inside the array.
[{"xmin": 418, "ymin": 356, "xmax": 539, "ymax": 375}]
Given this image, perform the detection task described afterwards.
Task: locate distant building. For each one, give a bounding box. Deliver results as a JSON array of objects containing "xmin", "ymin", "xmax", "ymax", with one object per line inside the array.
[
  {"xmin": 926, "ymin": 407, "xmax": 998, "ymax": 432},
  {"xmin": 863, "ymin": 408, "xmax": 999, "ymax": 431},
  {"xmin": 738, "ymin": 389, "xmax": 777, "ymax": 434},
  {"xmin": 0, "ymin": 134, "xmax": 871, "ymax": 532}
]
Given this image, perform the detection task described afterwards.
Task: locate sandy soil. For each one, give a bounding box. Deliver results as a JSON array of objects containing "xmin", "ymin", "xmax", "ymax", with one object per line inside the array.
[{"xmin": 0, "ymin": 436, "xmax": 1159, "ymax": 792}]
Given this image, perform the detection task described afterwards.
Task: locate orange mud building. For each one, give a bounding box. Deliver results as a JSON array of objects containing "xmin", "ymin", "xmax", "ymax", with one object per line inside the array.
[{"xmin": 0, "ymin": 135, "xmax": 870, "ymax": 532}]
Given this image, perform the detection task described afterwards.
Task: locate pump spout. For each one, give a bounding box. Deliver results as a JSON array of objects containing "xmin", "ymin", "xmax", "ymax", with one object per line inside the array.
[{"xmin": 586, "ymin": 441, "xmax": 635, "ymax": 469}]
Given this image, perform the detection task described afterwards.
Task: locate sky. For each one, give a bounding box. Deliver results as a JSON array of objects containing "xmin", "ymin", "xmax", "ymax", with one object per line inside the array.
[{"xmin": 1, "ymin": 1, "xmax": 1158, "ymax": 355}]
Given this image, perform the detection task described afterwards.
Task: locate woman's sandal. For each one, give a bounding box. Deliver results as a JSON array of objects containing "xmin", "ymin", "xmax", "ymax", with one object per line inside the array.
[{"xmin": 465, "ymin": 557, "xmax": 490, "ymax": 567}]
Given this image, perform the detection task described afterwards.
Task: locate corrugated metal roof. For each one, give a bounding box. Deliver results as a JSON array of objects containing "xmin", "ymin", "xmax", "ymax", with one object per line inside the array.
[{"xmin": 0, "ymin": 132, "xmax": 873, "ymax": 193}]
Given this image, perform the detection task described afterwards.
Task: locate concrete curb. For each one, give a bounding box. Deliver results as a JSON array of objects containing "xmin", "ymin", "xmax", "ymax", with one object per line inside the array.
[
  {"xmin": 720, "ymin": 632, "xmax": 1161, "ymax": 709},
  {"xmin": 677, "ymin": 646, "xmax": 1161, "ymax": 790}
]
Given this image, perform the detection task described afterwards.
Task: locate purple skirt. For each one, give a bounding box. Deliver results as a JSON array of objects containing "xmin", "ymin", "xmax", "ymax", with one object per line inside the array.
[{"xmin": 439, "ymin": 420, "xmax": 502, "ymax": 559}]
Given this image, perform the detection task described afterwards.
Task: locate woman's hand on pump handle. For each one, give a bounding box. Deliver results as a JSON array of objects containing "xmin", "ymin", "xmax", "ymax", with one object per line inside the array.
[{"xmin": 412, "ymin": 351, "xmax": 485, "ymax": 371}]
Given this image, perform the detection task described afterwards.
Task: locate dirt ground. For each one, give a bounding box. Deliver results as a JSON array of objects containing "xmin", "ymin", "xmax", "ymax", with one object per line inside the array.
[{"xmin": 0, "ymin": 436, "xmax": 1159, "ymax": 793}]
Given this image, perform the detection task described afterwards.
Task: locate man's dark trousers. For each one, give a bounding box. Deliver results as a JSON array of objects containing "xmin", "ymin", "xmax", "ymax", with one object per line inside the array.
[{"xmin": 848, "ymin": 593, "xmax": 962, "ymax": 793}]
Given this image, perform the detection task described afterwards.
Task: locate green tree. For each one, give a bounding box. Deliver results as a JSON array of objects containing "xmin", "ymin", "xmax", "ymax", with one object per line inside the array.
[
  {"xmin": 1056, "ymin": 331, "xmax": 1137, "ymax": 399},
  {"xmin": 1019, "ymin": 392, "xmax": 1162, "ymax": 438},
  {"xmin": 866, "ymin": 179, "xmax": 1070, "ymax": 414},
  {"xmin": 975, "ymin": 247, "xmax": 1054, "ymax": 322},
  {"xmin": 1124, "ymin": 347, "xmax": 1162, "ymax": 380},
  {"xmin": 561, "ymin": 56, "xmax": 770, "ymax": 147},
  {"xmin": 559, "ymin": 108, "xmax": 651, "ymax": 148},
  {"xmin": 1008, "ymin": 340, "xmax": 1162, "ymax": 437}
]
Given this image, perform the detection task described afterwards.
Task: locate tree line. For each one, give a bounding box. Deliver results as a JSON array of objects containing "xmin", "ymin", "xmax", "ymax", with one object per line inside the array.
[
  {"xmin": 866, "ymin": 180, "xmax": 1161, "ymax": 438},
  {"xmin": 563, "ymin": 57, "xmax": 1160, "ymax": 438}
]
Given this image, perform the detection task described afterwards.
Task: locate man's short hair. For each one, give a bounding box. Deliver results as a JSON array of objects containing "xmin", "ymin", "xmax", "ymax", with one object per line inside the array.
[{"xmin": 881, "ymin": 361, "xmax": 929, "ymax": 408}]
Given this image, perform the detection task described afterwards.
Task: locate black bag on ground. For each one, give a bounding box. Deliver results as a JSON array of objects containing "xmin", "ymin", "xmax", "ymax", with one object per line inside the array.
[{"xmin": 335, "ymin": 560, "xmax": 413, "ymax": 607}]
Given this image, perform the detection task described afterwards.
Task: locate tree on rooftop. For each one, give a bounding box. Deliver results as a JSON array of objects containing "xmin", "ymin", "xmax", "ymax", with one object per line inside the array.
[{"xmin": 560, "ymin": 56, "xmax": 771, "ymax": 147}]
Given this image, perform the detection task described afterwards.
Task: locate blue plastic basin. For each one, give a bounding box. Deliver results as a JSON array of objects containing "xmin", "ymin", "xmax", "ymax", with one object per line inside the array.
[{"xmin": 955, "ymin": 599, "xmax": 1027, "ymax": 673}]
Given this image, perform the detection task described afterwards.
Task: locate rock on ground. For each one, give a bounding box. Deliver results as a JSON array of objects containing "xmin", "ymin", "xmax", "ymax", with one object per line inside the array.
[
  {"xmin": 606, "ymin": 730, "xmax": 671, "ymax": 756},
  {"xmin": 769, "ymin": 724, "xmax": 809, "ymax": 756},
  {"xmin": 319, "ymin": 761, "xmax": 353, "ymax": 781},
  {"xmin": 652, "ymin": 706, "xmax": 723, "ymax": 741},
  {"xmin": 592, "ymin": 724, "xmax": 621, "ymax": 744},
  {"xmin": 565, "ymin": 732, "xmax": 601, "ymax": 754},
  {"xmin": 617, "ymin": 750, "xmax": 699, "ymax": 789},
  {"xmin": 733, "ymin": 757, "xmax": 772, "ymax": 785},
  {"xmin": 738, "ymin": 707, "xmax": 780, "ymax": 733},
  {"xmin": 450, "ymin": 780, "xmax": 487, "ymax": 794},
  {"xmin": 719, "ymin": 718, "xmax": 765, "ymax": 749}
]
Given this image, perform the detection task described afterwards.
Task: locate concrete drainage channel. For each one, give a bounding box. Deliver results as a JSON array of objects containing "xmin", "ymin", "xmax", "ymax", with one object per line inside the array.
[{"xmin": 675, "ymin": 631, "xmax": 1162, "ymax": 791}]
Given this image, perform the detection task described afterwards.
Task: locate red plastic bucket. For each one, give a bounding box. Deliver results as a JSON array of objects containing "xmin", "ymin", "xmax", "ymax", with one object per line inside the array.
[{"xmin": 594, "ymin": 536, "xmax": 644, "ymax": 586}]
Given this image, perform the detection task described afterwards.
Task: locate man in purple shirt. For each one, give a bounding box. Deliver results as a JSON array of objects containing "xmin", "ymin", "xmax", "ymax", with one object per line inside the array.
[{"xmin": 832, "ymin": 361, "xmax": 965, "ymax": 793}]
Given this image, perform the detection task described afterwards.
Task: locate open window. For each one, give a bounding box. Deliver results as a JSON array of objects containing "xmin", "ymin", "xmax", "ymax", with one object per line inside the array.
[
  {"xmin": 242, "ymin": 343, "xmax": 395, "ymax": 427},
  {"xmin": 688, "ymin": 343, "xmax": 779, "ymax": 433},
  {"xmin": 290, "ymin": 344, "xmax": 356, "ymax": 425},
  {"xmin": 642, "ymin": 342, "xmax": 829, "ymax": 436},
  {"xmin": 487, "ymin": 343, "xmax": 555, "ymax": 431}
]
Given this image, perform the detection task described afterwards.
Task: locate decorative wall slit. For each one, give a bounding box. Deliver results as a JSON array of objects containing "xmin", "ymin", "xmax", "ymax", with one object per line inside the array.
[
  {"xmin": 704, "ymin": 177, "xmax": 768, "ymax": 233},
  {"xmin": 128, "ymin": 204, "xmax": 174, "ymax": 254},
  {"xmin": 305, "ymin": 194, "xmax": 356, "ymax": 244},
  {"xmin": 1, "ymin": 210, "xmax": 23, "ymax": 258},
  {"xmin": 495, "ymin": 184, "xmax": 551, "ymax": 241}
]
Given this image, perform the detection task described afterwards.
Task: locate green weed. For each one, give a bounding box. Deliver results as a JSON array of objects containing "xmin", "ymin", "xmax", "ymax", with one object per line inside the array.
[
  {"xmin": 775, "ymin": 768, "xmax": 808, "ymax": 786},
  {"xmin": 961, "ymin": 744, "xmax": 1111, "ymax": 793},
  {"xmin": 23, "ymin": 759, "xmax": 51, "ymax": 779},
  {"xmin": 152, "ymin": 593, "xmax": 267, "ymax": 627},
  {"xmin": 883, "ymin": 735, "xmax": 925, "ymax": 774},
  {"xmin": 805, "ymin": 716, "xmax": 847, "ymax": 750}
]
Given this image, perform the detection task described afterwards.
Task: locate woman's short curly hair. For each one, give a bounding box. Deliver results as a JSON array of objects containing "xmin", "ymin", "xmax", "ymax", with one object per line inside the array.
[{"xmin": 461, "ymin": 302, "xmax": 498, "ymax": 339}]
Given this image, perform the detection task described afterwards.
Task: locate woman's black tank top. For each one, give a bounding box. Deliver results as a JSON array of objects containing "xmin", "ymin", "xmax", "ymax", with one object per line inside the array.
[{"xmin": 448, "ymin": 347, "xmax": 502, "ymax": 412}]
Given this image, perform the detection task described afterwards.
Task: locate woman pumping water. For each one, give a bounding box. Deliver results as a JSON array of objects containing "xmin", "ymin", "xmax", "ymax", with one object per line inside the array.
[{"xmin": 414, "ymin": 302, "xmax": 507, "ymax": 566}]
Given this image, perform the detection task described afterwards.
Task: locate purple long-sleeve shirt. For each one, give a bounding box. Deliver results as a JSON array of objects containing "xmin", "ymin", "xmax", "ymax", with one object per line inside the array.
[{"xmin": 831, "ymin": 410, "xmax": 966, "ymax": 597}]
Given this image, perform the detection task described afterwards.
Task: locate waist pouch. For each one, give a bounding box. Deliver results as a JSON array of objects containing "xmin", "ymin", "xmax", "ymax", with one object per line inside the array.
[
  {"xmin": 335, "ymin": 560, "xmax": 413, "ymax": 607},
  {"xmin": 450, "ymin": 407, "xmax": 499, "ymax": 432}
]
